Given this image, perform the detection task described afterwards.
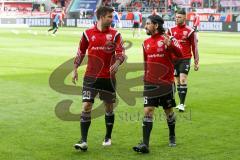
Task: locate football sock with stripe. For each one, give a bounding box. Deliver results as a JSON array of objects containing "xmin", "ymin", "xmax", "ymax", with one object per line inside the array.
[
  {"xmin": 167, "ymin": 112, "xmax": 176, "ymax": 137},
  {"xmin": 105, "ymin": 112, "xmax": 115, "ymax": 139},
  {"xmin": 80, "ymin": 111, "xmax": 91, "ymax": 142},
  {"xmin": 142, "ymin": 116, "xmax": 153, "ymax": 146},
  {"xmin": 178, "ymin": 84, "xmax": 187, "ymax": 105}
]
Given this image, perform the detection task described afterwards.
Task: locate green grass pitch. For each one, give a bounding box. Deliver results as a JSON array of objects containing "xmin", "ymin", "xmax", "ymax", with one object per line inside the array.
[{"xmin": 0, "ymin": 27, "xmax": 240, "ymax": 160}]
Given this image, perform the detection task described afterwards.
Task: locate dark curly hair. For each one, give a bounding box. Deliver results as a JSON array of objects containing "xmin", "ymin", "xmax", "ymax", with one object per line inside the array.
[{"xmin": 147, "ymin": 15, "xmax": 165, "ymax": 34}]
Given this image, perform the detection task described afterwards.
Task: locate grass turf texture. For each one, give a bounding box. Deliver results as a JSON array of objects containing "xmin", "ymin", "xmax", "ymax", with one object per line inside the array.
[{"xmin": 0, "ymin": 27, "xmax": 240, "ymax": 160}]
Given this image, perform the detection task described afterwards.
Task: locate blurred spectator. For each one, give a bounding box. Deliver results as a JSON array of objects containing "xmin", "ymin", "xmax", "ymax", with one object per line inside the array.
[
  {"xmin": 60, "ymin": 0, "xmax": 65, "ymax": 7},
  {"xmin": 79, "ymin": 8, "xmax": 86, "ymax": 18},
  {"xmin": 40, "ymin": 4, "xmax": 45, "ymax": 12},
  {"xmin": 102, "ymin": 0, "xmax": 112, "ymax": 6},
  {"xmin": 151, "ymin": 8, "xmax": 159, "ymax": 16},
  {"xmin": 208, "ymin": 14, "xmax": 215, "ymax": 22}
]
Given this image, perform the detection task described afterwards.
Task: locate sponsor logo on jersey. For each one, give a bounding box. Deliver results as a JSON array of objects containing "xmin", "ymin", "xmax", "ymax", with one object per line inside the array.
[
  {"xmin": 146, "ymin": 44, "xmax": 150, "ymax": 50},
  {"xmin": 157, "ymin": 41, "xmax": 164, "ymax": 47},
  {"xmin": 91, "ymin": 35, "xmax": 96, "ymax": 41},
  {"xmin": 183, "ymin": 31, "xmax": 188, "ymax": 36},
  {"xmin": 106, "ymin": 34, "xmax": 112, "ymax": 41},
  {"xmin": 148, "ymin": 54, "xmax": 165, "ymax": 58},
  {"xmin": 182, "ymin": 31, "xmax": 188, "ymax": 39}
]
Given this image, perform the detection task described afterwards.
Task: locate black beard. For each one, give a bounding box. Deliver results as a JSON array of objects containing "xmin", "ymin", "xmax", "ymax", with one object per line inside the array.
[
  {"xmin": 103, "ymin": 23, "xmax": 111, "ymax": 27},
  {"xmin": 146, "ymin": 30, "xmax": 152, "ymax": 35}
]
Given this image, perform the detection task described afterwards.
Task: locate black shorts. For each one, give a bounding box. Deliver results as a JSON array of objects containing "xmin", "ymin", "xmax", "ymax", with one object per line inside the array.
[
  {"xmin": 174, "ymin": 59, "xmax": 191, "ymax": 77},
  {"xmin": 82, "ymin": 76, "xmax": 116, "ymax": 103},
  {"xmin": 143, "ymin": 83, "xmax": 176, "ymax": 109},
  {"xmin": 133, "ymin": 22, "xmax": 140, "ymax": 28},
  {"xmin": 53, "ymin": 22, "xmax": 58, "ymax": 29}
]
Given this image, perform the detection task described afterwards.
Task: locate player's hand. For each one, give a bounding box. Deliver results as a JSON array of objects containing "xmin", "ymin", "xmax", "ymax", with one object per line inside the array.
[
  {"xmin": 72, "ymin": 69, "xmax": 78, "ymax": 84},
  {"xmin": 110, "ymin": 60, "xmax": 120, "ymax": 75},
  {"xmin": 163, "ymin": 34, "xmax": 171, "ymax": 46},
  {"xmin": 194, "ymin": 63, "xmax": 199, "ymax": 71},
  {"xmin": 192, "ymin": 26, "xmax": 198, "ymax": 32}
]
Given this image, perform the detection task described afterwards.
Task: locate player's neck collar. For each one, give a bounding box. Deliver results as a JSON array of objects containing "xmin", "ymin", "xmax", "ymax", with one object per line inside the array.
[
  {"xmin": 151, "ymin": 32, "xmax": 160, "ymax": 38},
  {"xmin": 95, "ymin": 24, "xmax": 110, "ymax": 32},
  {"xmin": 177, "ymin": 23, "xmax": 186, "ymax": 28}
]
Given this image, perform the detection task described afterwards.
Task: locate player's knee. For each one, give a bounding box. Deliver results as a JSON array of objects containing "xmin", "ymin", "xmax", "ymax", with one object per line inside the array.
[
  {"xmin": 175, "ymin": 81, "xmax": 180, "ymax": 86},
  {"xmin": 166, "ymin": 112, "xmax": 176, "ymax": 125},
  {"xmin": 174, "ymin": 78, "xmax": 180, "ymax": 85},
  {"xmin": 82, "ymin": 102, "xmax": 92, "ymax": 112},
  {"xmin": 144, "ymin": 107, "xmax": 154, "ymax": 117},
  {"xmin": 180, "ymin": 77, "xmax": 187, "ymax": 84},
  {"xmin": 105, "ymin": 103, "xmax": 114, "ymax": 113}
]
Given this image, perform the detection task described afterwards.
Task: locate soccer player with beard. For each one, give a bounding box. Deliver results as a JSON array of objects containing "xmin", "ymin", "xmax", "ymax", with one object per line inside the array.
[
  {"xmin": 133, "ymin": 15, "xmax": 183, "ymax": 153},
  {"xmin": 167, "ymin": 9, "xmax": 199, "ymax": 112},
  {"xmin": 72, "ymin": 6, "xmax": 125, "ymax": 151}
]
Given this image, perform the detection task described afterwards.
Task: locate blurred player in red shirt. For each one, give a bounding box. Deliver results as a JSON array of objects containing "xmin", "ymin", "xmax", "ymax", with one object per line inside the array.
[
  {"xmin": 192, "ymin": 9, "xmax": 200, "ymax": 32},
  {"xmin": 151, "ymin": 8, "xmax": 159, "ymax": 16},
  {"xmin": 167, "ymin": 9, "xmax": 199, "ymax": 112},
  {"xmin": 133, "ymin": 15, "xmax": 183, "ymax": 154},
  {"xmin": 72, "ymin": 6, "xmax": 125, "ymax": 151}
]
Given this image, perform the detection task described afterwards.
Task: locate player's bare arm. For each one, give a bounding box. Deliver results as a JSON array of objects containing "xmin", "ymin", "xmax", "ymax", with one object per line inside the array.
[{"xmin": 110, "ymin": 59, "xmax": 121, "ymax": 74}]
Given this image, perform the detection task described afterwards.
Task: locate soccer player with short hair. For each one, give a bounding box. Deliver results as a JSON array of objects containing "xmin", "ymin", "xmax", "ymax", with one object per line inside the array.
[
  {"xmin": 167, "ymin": 9, "xmax": 199, "ymax": 112},
  {"xmin": 133, "ymin": 15, "xmax": 183, "ymax": 154},
  {"xmin": 72, "ymin": 6, "xmax": 125, "ymax": 151},
  {"xmin": 48, "ymin": 9, "xmax": 64, "ymax": 36},
  {"xmin": 192, "ymin": 9, "xmax": 200, "ymax": 32},
  {"xmin": 111, "ymin": 7, "xmax": 120, "ymax": 28},
  {"xmin": 132, "ymin": 9, "xmax": 142, "ymax": 38}
]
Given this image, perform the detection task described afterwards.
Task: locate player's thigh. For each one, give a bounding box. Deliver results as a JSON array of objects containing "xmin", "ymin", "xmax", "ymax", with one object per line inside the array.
[
  {"xmin": 104, "ymin": 102, "xmax": 114, "ymax": 113},
  {"xmin": 179, "ymin": 59, "xmax": 191, "ymax": 84},
  {"xmin": 159, "ymin": 90, "xmax": 176, "ymax": 110},
  {"xmin": 82, "ymin": 77, "xmax": 98, "ymax": 103},
  {"xmin": 174, "ymin": 62, "xmax": 180, "ymax": 78},
  {"xmin": 164, "ymin": 107, "xmax": 174, "ymax": 116},
  {"xmin": 53, "ymin": 22, "xmax": 57, "ymax": 28},
  {"xmin": 144, "ymin": 106, "xmax": 155, "ymax": 116},
  {"xmin": 143, "ymin": 84, "xmax": 160, "ymax": 110},
  {"xmin": 99, "ymin": 78, "xmax": 116, "ymax": 104},
  {"xmin": 179, "ymin": 59, "xmax": 191, "ymax": 75}
]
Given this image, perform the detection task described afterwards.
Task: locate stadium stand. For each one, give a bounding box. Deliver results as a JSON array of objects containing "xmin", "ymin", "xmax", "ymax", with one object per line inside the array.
[
  {"xmin": 0, "ymin": 0, "xmax": 69, "ymax": 18},
  {"xmin": 0, "ymin": 0, "xmax": 240, "ymax": 22}
]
